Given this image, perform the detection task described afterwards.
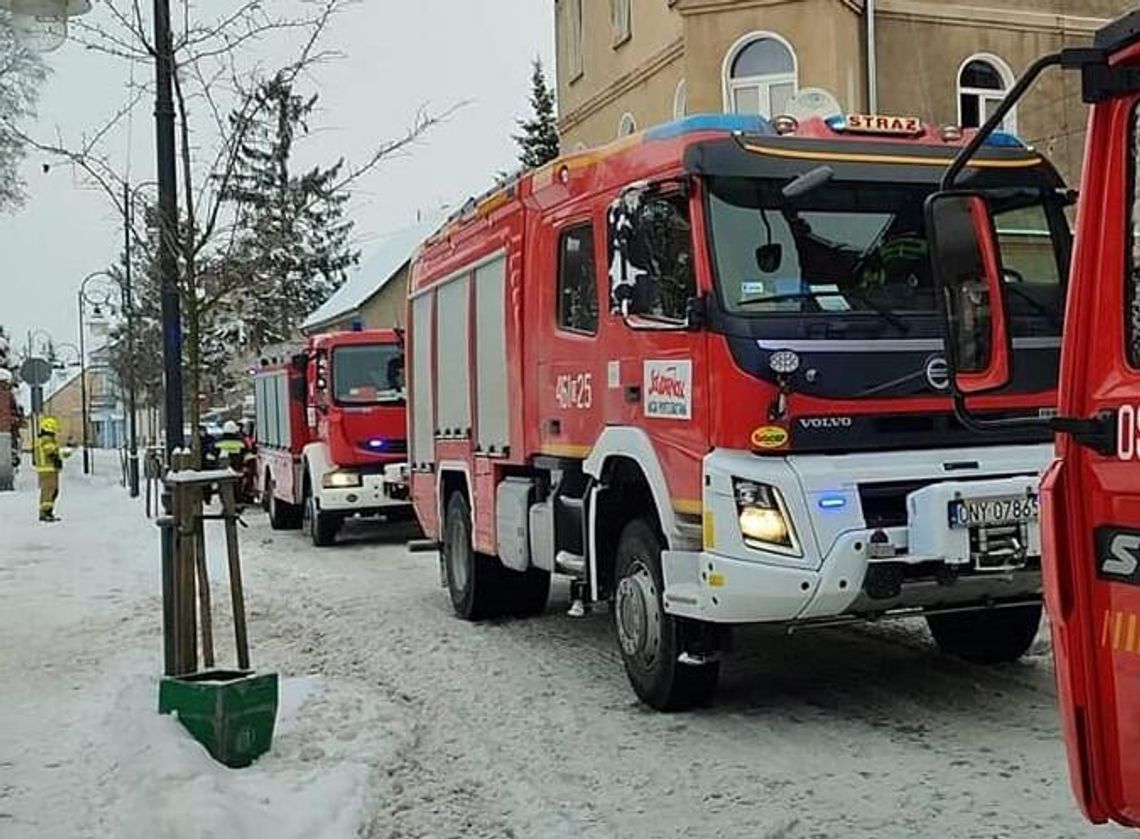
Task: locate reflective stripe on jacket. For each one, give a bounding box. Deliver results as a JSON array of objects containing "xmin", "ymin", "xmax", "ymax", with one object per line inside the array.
[{"xmin": 34, "ymin": 434, "xmax": 63, "ymax": 474}]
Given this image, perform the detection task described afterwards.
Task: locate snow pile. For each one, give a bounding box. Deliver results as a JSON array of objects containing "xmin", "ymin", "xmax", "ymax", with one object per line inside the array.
[
  {"xmin": 97, "ymin": 676, "xmax": 392, "ymax": 839},
  {"xmin": 0, "ymin": 456, "xmax": 409, "ymax": 839}
]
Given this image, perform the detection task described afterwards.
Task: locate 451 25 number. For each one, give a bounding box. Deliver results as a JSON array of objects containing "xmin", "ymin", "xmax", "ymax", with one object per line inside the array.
[{"xmin": 555, "ymin": 372, "xmax": 593, "ymax": 410}]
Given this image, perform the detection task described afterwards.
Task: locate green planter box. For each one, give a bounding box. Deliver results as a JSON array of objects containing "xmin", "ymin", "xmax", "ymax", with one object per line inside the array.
[{"xmin": 159, "ymin": 670, "xmax": 279, "ymax": 768}]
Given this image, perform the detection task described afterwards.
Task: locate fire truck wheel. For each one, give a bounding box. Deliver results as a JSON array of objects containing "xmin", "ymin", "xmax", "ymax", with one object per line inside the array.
[
  {"xmin": 304, "ymin": 489, "xmax": 340, "ymax": 547},
  {"xmin": 926, "ymin": 603, "xmax": 1043, "ymax": 664},
  {"xmin": 443, "ymin": 492, "xmax": 503, "ymax": 621},
  {"xmin": 267, "ymin": 477, "xmax": 301, "ymax": 530},
  {"xmin": 614, "ymin": 518, "xmax": 720, "ymax": 711}
]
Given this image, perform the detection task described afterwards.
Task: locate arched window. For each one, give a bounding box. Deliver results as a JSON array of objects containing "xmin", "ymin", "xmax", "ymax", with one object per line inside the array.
[
  {"xmin": 723, "ymin": 33, "xmax": 797, "ymax": 118},
  {"xmin": 673, "ymin": 79, "xmax": 687, "ymax": 120},
  {"xmin": 958, "ymin": 54, "xmax": 1016, "ymax": 133},
  {"xmin": 618, "ymin": 112, "xmax": 637, "ymax": 138}
]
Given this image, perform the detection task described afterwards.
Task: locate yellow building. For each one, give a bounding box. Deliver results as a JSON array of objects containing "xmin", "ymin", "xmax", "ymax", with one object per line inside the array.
[{"xmin": 555, "ymin": 0, "xmax": 1132, "ymax": 184}]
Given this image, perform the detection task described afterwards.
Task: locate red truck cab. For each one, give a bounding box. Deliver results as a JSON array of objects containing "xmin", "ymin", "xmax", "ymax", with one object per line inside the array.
[
  {"xmin": 408, "ymin": 106, "xmax": 1072, "ymax": 710},
  {"xmin": 925, "ymin": 9, "xmax": 1140, "ymax": 826},
  {"xmin": 256, "ymin": 328, "xmax": 410, "ymax": 546}
]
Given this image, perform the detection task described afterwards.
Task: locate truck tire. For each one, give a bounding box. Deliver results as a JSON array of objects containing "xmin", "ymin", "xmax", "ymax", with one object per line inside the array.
[
  {"xmin": 926, "ymin": 603, "xmax": 1043, "ymax": 664},
  {"xmin": 443, "ymin": 492, "xmax": 502, "ymax": 621},
  {"xmin": 304, "ymin": 486, "xmax": 339, "ymax": 547},
  {"xmin": 614, "ymin": 518, "xmax": 720, "ymax": 711},
  {"xmin": 267, "ymin": 477, "xmax": 301, "ymax": 531}
]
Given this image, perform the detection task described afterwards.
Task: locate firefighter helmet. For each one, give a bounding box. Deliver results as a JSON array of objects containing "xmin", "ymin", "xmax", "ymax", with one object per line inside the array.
[
  {"xmin": 41, "ymin": 416, "xmax": 60, "ymax": 435},
  {"xmin": 223, "ymin": 420, "xmax": 240, "ymax": 435}
]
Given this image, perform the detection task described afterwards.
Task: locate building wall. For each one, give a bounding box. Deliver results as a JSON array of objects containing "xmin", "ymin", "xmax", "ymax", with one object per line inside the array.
[
  {"xmin": 556, "ymin": 0, "xmax": 682, "ymax": 145},
  {"xmin": 42, "ymin": 373, "xmax": 87, "ymax": 447},
  {"xmin": 305, "ymin": 266, "xmax": 411, "ymax": 337},
  {"xmin": 358, "ymin": 266, "xmax": 410, "ymax": 331},
  {"xmin": 875, "ymin": 6, "xmax": 1100, "ymax": 186},
  {"xmin": 555, "ymin": 0, "xmax": 1129, "ymax": 186}
]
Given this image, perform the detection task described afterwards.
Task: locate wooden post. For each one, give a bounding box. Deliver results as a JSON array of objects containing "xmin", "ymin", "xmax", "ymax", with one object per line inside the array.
[
  {"xmin": 221, "ymin": 481, "xmax": 250, "ymax": 670},
  {"xmin": 172, "ymin": 451, "xmax": 198, "ymax": 675},
  {"xmin": 194, "ymin": 507, "xmax": 215, "ymax": 669}
]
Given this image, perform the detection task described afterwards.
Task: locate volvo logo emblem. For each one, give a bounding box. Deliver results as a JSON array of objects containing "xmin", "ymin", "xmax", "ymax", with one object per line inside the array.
[{"xmin": 924, "ymin": 356, "xmax": 950, "ymax": 392}]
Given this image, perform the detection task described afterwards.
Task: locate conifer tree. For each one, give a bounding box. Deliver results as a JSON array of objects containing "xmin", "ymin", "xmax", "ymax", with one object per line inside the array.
[
  {"xmin": 514, "ymin": 58, "xmax": 560, "ymax": 169},
  {"xmin": 224, "ymin": 72, "xmax": 359, "ymax": 348}
]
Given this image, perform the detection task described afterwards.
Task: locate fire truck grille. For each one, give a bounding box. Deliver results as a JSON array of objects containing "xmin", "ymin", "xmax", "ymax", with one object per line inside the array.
[
  {"xmin": 856, "ymin": 474, "xmax": 1027, "ymax": 529},
  {"xmin": 857, "ymin": 480, "xmax": 936, "ymax": 528}
]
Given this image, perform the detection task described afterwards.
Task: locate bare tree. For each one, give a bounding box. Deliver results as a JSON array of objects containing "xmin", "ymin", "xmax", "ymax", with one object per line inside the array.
[
  {"xmin": 0, "ymin": 11, "xmax": 49, "ymax": 212},
  {"xmin": 18, "ymin": 0, "xmax": 454, "ymax": 460}
]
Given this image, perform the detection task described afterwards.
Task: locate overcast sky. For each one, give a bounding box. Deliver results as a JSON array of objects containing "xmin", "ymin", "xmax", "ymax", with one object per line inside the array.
[{"xmin": 0, "ymin": 0, "xmax": 554, "ymax": 356}]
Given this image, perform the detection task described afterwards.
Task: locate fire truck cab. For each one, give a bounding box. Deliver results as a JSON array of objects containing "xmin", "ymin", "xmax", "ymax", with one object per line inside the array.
[
  {"xmin": 255, "ymin": 328, "xmax": 410, "ymax": 546},
  {"xmin": 924, "ymin": 8, "xmax": 1140, "ymax": 828},
  {"xmin": 409, "ymin": 110, "xmax": 1071, "ymax": 710}
]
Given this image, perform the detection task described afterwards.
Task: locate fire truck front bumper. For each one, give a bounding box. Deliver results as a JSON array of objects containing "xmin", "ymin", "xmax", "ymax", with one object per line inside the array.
[
  {"xmin": 660, "ymin": 445, "xmax": 1051, "ymax": 625},
  {"xmin": 317, "ymin": 465, "xmax": 411, "ymax": 514}
]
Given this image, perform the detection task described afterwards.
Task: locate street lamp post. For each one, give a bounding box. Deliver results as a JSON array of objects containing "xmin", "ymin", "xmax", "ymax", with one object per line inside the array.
[
  {"xmin": 122, "ymin": 180, "xmax": 156, "ymax": 499},
  {"xmin": 152, "ymin": 0, "xmax": 186, "ymax": 678},
  {"xmin": 78, "ymin": 271, "xmax": 114, "ymax": 475}
]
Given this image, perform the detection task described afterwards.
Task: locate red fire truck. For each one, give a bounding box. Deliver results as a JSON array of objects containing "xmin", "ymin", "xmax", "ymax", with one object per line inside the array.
[
  {"xmin": 923, "ymin": 8, "xmax": 1140, "ymax": 828},
  {"xmin": 255, "ymin": 328, "xmax": 410, "ymax": 546},
  {"xmin": 408, "ymin": 109, "xmax": 1071, "ymax": 710}
]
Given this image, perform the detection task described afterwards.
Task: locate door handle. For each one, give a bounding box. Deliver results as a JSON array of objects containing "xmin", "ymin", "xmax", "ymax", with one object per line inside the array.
[
  {"xmin": 545, "ymin": 419, "xmax": 562, "ymax": 436},
  {"xmin": 624, "ymin": 385, "xmax": 641, "ymax": 404}
]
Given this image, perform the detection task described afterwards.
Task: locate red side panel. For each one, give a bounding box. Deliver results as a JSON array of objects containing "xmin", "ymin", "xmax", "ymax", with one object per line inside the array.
[{"xmin": 1045, "ymin": 90, "xmax": 1140, "ymax": 828}]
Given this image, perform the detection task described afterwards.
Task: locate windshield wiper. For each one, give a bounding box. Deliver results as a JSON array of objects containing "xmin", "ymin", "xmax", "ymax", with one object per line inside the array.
[{"xmin": 737, "ymin": 290, "xmax": 910, "ymax": 333}]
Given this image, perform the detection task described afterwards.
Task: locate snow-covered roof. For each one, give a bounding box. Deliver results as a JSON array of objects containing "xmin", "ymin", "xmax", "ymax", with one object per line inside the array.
[{"xmin": 302, "ymin": 218, "xmax": 439, "ymax": 332}]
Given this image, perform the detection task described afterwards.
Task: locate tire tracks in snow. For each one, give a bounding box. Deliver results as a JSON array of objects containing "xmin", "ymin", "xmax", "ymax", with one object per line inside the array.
[{"xmin": 239, "ymin": 521, "xmax": 1125, "ymax": 839}]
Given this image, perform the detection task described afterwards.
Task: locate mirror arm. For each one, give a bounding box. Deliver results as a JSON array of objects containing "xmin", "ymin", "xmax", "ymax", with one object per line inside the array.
[
  {"xmin": 942, "ymin": 51, "xmax": 1065, "ymax": 190},
  {"xmin": 949, "ymin": 393, "xmax": 1048, "ymax": 434},
  {"xmin": 1051, "ymin": 412, "xmax": 1118, "ymax": 456}
]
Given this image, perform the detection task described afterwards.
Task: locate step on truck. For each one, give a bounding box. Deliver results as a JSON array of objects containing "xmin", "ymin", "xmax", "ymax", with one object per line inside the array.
[
  {"xmin": 407, "ymin": 110, "xmax": 1071, "ymax": 710},
  {"xmin": 254, "ymin": 328, "xmax": 411, "ymax": 547},
  {"xmin": 924, "ymin": 8, "xmax": 1140, "ymax": 828}
]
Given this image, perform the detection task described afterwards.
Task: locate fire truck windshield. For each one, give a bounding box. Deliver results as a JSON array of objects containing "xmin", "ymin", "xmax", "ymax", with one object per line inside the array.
[
  {"xmin": 332, "ymin": 344, "xmax": 405, "ymax": 405},
  {"xmin": 706, "ymin": 175, "xmax": 1067, "ymax": 336}
]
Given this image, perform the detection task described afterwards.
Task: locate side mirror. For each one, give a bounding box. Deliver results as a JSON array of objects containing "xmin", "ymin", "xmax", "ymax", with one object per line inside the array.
[
  {"xmin": 755, "ymin": 244, "xmax": 783, "ymax": 274},
  {"xmin": 684, "ymin": 295, "xmax": 707, "ymax": 332},
  {"xmin": 926, "ymin": 192, "xmax": 1012, "ymax": 396}
]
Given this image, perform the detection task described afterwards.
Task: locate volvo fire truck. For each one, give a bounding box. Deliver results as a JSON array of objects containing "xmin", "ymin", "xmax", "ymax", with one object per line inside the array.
[
  {"xmin": 255, "ymin": 328, "xmax": 410, "ymax": 546},
  {"xmin": 923, "ymin": 8, "xmax": 1140, "ymax": 828},
  {"xmin": 407, "ymin": 110, "xmax": 1071, "ymax": 710}
]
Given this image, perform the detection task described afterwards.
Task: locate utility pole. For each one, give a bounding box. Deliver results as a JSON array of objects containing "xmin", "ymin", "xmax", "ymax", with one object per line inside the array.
[
  {"xmin": 153, "ymin": 0, "xmax": 185, "ymax": 678},
  {"xmin": 78, "ymin": 289, "xmax": 89, "ymax": 474},
  {"xmin": 153, "ymin": 0, "xmax": 183, "ymax": 457}
]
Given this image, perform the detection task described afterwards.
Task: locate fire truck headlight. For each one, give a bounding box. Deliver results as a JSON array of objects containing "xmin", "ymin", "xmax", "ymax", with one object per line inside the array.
[
  {"xmin": 323, "ymin": 470, "xmax": 362, "ymax": 489},
  {"xmin": 733, "ymin": 479, "xmax": 799, "ymax": 554}
]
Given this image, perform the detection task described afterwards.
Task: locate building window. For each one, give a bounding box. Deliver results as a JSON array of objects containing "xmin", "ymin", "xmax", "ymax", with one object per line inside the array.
[
  {"xmin": 612, "ymin": 0, "xmax": 631, "ymax": 47},
  {"xmin": 618, "ymin": 112, "xmax": 637, "ymax": 138},
  {"xmin": 558, "ymin": 224, "xmax": 598, "ymax": 334},
  {"xmin": 958, "ymin": 54, "xmax": 1016, "ymax": 133},
  {"xmin": 723, "ymin": 33, "xmax": 797, "ymax": 118},
  {"xmin": 673, "ymin": 79, "xmax": 687, "ymax": 120},
  {"xmin": 568, "ymin": 0, "xmax": 584, "ymax": 81}
]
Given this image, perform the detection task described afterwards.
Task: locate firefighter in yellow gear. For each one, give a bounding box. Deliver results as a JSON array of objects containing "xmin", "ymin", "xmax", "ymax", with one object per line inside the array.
[{"xmin": 34, "ymin": 416, "xmax": 69, "ymax": 522}]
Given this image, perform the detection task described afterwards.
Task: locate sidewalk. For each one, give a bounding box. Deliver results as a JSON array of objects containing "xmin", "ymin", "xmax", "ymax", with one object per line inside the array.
[{"xmin": 0, "ymin": 451, "xmax": 395, "ymax": 839}]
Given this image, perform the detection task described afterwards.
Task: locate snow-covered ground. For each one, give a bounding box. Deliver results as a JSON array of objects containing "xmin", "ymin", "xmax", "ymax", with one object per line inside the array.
[{"xmin": 0, "ymin": 452, "xmax": 1130, "ymax": 839}]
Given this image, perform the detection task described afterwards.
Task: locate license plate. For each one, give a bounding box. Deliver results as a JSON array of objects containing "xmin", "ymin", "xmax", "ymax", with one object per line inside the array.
[{"xmin": 948, "ymin": 494, "xmax": 1039, "ymax": 529}]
